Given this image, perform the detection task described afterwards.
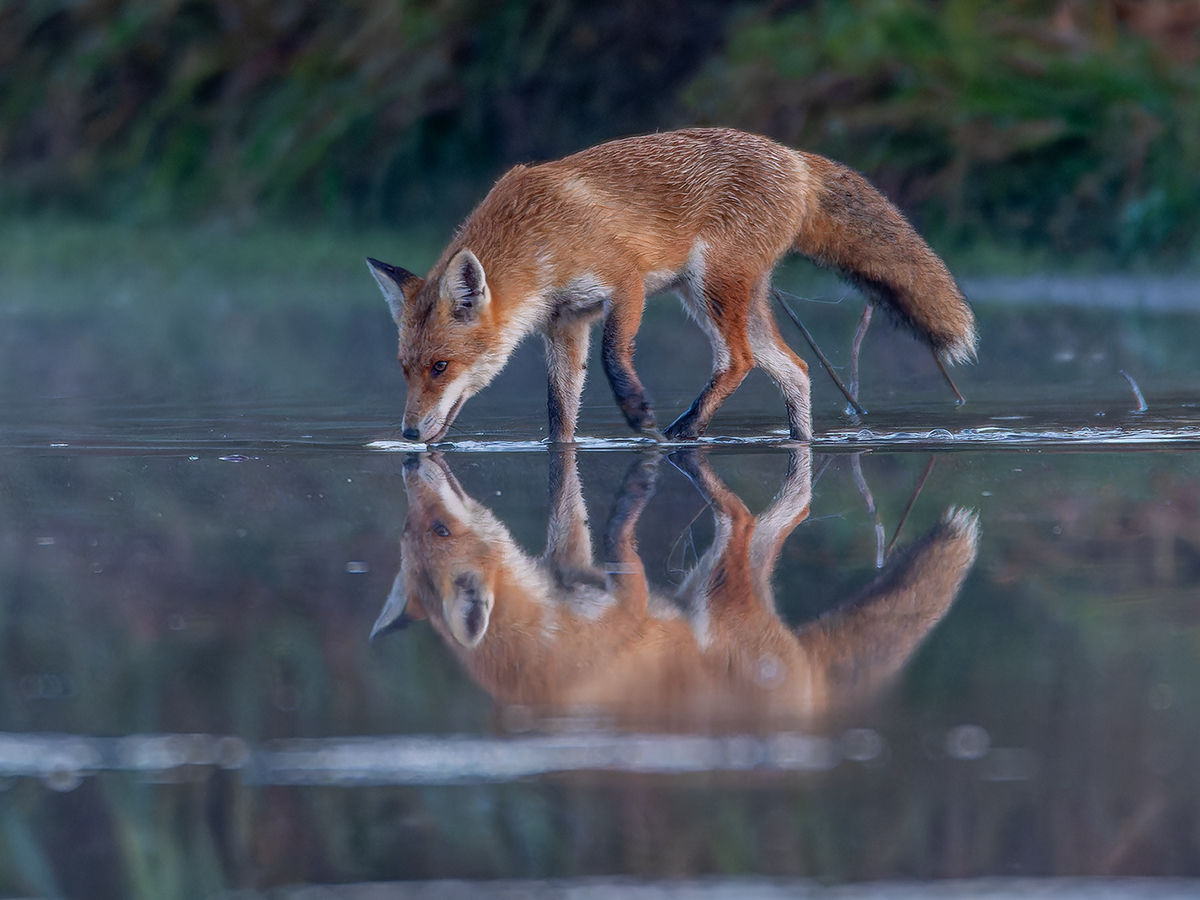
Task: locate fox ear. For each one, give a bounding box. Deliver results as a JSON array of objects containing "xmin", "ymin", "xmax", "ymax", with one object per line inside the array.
[
  {"xmin": 367, "ymin": 258, "xmax": 422, "ymax": 324},
  {"xmin": 441, "ymin": 249, "xmax": 489, "ymax": 320}
]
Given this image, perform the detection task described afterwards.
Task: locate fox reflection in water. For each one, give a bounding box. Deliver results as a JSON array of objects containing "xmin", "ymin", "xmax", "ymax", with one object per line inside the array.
[{"xmin": 372, "ymin": 450, "xmax": 978, "ymax": 732}]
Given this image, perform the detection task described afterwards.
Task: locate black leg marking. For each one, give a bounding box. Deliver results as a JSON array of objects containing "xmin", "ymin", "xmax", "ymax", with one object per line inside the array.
[
  {"xmin": 663, "ymin": 399, "xmax": 705, "ymax": 441},
  {"xmin": 601, "ymin": 332, "xmax": 657, "ymax": 433}
]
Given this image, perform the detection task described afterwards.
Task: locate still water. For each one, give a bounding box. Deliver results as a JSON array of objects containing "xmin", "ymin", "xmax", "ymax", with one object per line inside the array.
[{"xmin": 1, "ymin": 233, "xmax": 1199, "ymax": 897}]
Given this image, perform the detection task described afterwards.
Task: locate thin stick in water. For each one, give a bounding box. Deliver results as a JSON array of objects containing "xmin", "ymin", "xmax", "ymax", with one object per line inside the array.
[
  {"xmin": 1120, "ymin": 370, "xmax": 1149, "ymax": 413},
  {"xmin": 852, "ymin": 453, "xmax": 885, "ymax": 569},
  {"xmin": 848, "ymin": 303, "xmax": 873, "ymax": 410},
  {"xmin": 774, "ymin": 290, "xmax": 868, "ymax": 417},
  {"xmin": 933, "ymin": 348, "xmax": 967, "ymax": 406},
  {"xmin": 885, "ymin": 455, "xmax": 937, "ymax": 559}
]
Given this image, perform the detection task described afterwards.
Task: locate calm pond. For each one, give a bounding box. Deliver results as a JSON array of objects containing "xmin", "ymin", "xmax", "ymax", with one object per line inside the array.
[{"xmin": 1, "ymin": 226, "xmax": 1199, "ymax": 897}]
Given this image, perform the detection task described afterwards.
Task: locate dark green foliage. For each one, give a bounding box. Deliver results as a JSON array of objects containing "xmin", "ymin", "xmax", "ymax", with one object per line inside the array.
[
  {"xmin": 0, "ymin": 0, "xmax": 734, "ymax": 225},
  {"xmin": 1, "ymin": 0, "xmax": 1198, "ymax": 258},
  {"xmin": 687, "ymin": 0, "xmax": 1200, "ymax": 261}
]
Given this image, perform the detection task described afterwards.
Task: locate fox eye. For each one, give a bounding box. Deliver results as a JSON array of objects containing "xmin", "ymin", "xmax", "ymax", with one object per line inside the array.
[
  {"xmin": 432, "ymin": 521, "xmax": 451, "ymax": 538},
  {"xmin": 431, "ymin": 360, "xmax": 448, "ymax": 377},
  {"xmin": 401, "ymin": 364, "xmax": 411, "ymax": 379}
]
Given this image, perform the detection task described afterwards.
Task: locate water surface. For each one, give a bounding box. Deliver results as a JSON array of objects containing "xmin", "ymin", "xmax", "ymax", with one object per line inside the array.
[{"xmin": 1, "ymin": 234, "xmax": 1199, "ymax": 897}]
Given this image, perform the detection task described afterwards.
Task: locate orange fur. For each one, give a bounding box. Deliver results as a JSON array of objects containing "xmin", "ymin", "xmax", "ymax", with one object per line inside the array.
[
  {"xmin": 368, "ymin": 128, "xmax": 976, "ymax": 443},
  {"xmin": 374, "ymin": 450, "xmax": 980, "ymax": 733}
]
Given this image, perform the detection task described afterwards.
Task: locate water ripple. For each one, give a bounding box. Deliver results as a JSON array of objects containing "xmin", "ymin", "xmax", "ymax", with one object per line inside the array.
[{"xmin": 367, "ymin": 424, "xmax": 1200, "ymax": 453}]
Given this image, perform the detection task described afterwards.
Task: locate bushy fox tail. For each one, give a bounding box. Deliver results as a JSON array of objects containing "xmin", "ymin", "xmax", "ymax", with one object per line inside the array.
[{"xmin": 793, "ymin": 154, "xmax": 977, "ymax": 365}]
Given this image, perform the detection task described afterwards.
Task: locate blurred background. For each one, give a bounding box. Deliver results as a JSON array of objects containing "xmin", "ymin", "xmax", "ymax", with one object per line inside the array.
[{"xmin": 2, "ymin": 0, "xmax": 1199, "ymax": 264}]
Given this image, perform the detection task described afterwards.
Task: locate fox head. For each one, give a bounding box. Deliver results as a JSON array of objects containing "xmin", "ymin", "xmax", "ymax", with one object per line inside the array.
[
  {"xmin": 368, "ymin": 250, "xmax": 509, "ymax": 443},
  {"xmin": 371, "ymin": 454, "xmax": 509, "ymax": 649}
]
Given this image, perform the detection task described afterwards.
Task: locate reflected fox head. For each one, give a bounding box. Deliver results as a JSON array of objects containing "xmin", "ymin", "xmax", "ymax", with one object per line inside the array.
[
  {"xmin": 372, "ymin": 454, "xmax": 511, "ymax": 647},
  {"xmin": 367, "ymin": 252, "xmax": 509, "ymax": 443}
]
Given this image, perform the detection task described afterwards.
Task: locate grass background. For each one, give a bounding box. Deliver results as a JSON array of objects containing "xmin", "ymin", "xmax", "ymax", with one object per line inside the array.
[{"xmin": 2, "ymin": 0, "xmax": 1200, "ymax": 266}]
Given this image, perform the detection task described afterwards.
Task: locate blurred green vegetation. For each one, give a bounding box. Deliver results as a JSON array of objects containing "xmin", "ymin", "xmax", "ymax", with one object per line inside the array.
[
  {"xmin": 0, "ymin": 0, "xmax": 731, "ymax": 224},
  {"xmin": 2, "ymin": 0, "xmax": 1199, "ymax": 264},
  {"xmin": 689, "ymin": 0, "xmax": 1200, "ymax": 263}
]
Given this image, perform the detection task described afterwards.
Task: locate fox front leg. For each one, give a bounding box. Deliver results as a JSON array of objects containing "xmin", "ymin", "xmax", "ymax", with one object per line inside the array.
[
  {"xmin": 601, "ymin": 282, "xmax": 660, "ymax": 438},
  {"xmin": 544, "ymin": 447, "xmax": 594, "ymax": 573},
  {"xmin": 601, "ymin": 453, "xmax": 660, "ymax": 613},
  {"xmin": 544, "ymin": 319, "xmax": 592, "ymax": 443}
]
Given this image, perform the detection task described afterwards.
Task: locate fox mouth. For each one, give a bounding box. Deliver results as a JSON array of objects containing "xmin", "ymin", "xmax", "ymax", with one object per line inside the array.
[{"xmin": 426, "ymin": 396, "xmax": 467, "ymax": 442}]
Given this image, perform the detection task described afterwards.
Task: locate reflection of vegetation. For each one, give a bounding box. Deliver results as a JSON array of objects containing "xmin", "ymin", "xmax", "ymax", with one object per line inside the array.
[{"xmin": 2, "ymin": 1, "xmax": 1198, "ymax": 261}]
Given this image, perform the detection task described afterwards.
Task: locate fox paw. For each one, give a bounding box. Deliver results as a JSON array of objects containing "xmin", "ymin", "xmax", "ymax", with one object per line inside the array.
[
  {"xmin": 621, "ymin": 397, "xmax": 657, "ymax": 433},
  {"xmin": 662, "ymin": 418, "xmax": 702, "ymax": 442}
]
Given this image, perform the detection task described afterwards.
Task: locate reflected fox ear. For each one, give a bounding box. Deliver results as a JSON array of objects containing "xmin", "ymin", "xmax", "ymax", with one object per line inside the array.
[
  {"xmin": 369, "ymin": 566, "xmax": 427, "ymax": 641},
  {"xmin": 367, "ymin": 258, "xmax": 422, "ymax": 324},
  {"xmin": 441, "ymin": 249, "xmax": 489, "ymax": 321},
  {"xmin": 405, "ymin": 593, "xmax": 429, "ymax": 621},
  {"xmin": 446, "ymin": 570, "xmax": 493, "ymax": 648}
]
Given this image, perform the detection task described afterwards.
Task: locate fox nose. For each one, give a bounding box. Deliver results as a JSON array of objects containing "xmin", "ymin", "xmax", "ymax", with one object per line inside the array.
[{"xmin": 402, "ymin": 426, "xmax": 421, "ymax": 442}]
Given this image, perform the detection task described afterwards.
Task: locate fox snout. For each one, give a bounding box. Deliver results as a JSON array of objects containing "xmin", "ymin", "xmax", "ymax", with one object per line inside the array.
[
  {"xmin": 398, "ymin": 373, "xmax": 474, "ymax": 443},
  {"xmin": 400, "ymin": 393, "xmax": 432, "ymax": 443},
  {"xmin": 400, "ymin": 396, "xmax": 455, "ymax": 444},
  {"xmin": 401, "ymin": 410, "xmax": 452, "ymax": 444}
]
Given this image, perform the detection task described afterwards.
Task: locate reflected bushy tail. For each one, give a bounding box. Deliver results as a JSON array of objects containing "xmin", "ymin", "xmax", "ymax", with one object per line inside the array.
[{"xmin": 799, "ymin": 507, "xmax": 980, "ymax": 701}]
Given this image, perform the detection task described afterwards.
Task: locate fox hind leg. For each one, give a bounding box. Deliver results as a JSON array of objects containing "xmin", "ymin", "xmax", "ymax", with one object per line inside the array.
[
  {"xmin": 748, "ymin": 290, "xmax": 812, "ymax": 441},
  {"xmin": 664, "ymin": 275, "xmax": 757, "ymax": 440}
]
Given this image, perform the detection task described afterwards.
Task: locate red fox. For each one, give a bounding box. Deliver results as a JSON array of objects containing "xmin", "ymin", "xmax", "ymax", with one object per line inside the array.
[
  {"xmin": 372, "ymin": 450, "xmax": 980, "ymax": 732},
  {"xmin": 368, "ymin": 128, "xmax": 976, "ymax": 444}
]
